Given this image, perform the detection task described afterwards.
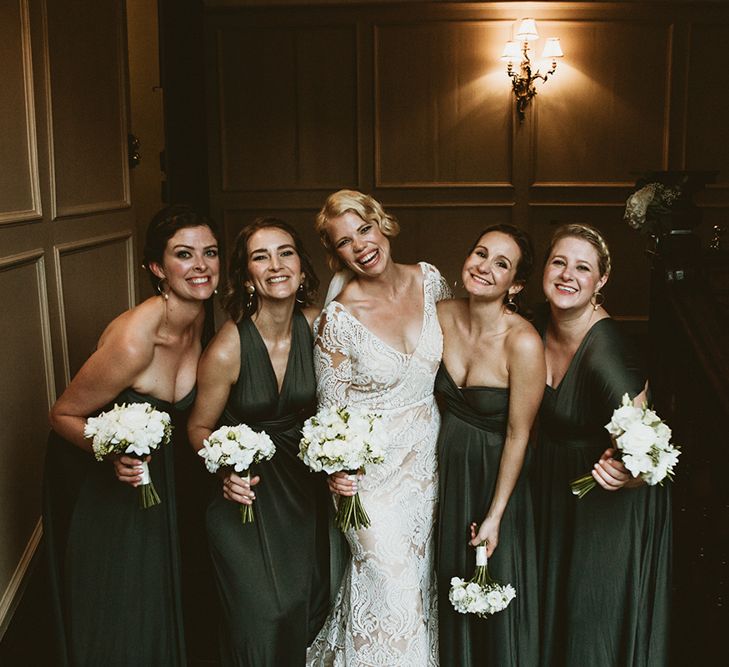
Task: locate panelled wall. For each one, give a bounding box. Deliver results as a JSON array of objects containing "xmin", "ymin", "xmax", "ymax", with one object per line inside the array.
[
  {"xmin": 0, "ymin": 0, "xmax": 137, "ymax": 635},
  {"xmin": 204, "ymin": 1, "xmax": 729, "ymax": 315}
]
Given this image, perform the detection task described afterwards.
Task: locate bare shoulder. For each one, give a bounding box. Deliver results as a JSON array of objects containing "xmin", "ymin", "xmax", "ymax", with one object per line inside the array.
[
  {"xmin": 302, "ymin": 306, "xmax": 321, "ymax": 330},
  {"xmin": 506, "ymin": 317, "xmax": 544, "ymax": 359},
  {"xmin": 204, "ymin": 319, "xmax": 240, "ymax": 365},
  {"xmin": 95, "ymin": 298, "xmax": 163, "ymax": 365},
  {"xmin": 437, "ymin": 297, "xmax": 467, "ymax": 329}
]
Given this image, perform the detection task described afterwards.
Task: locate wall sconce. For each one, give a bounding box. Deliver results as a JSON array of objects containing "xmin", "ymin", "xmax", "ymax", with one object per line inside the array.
[{"xmin": 502, "ymin": 18, "xmax": 563, "ymax": 122}]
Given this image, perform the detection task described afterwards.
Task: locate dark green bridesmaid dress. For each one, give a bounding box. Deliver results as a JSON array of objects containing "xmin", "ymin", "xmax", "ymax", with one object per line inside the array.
[
  {"xmin": 206, "ymin": 311, "xmax": 329, "ymax": 666},
  {"xmin": 43, "ymin": 388, "xmax": 189, "ymax": 666},
  {"xmin": 436, "ymin": 365, "xmax": 539, "ymax": 667},
  {"xmin": 534, "ymin": 317, "xmax": 671, "ymax": 667}
]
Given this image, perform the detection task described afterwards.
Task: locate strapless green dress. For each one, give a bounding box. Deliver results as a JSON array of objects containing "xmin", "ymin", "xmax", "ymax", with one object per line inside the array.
[
  {"xmin": 436, "ymin": 365, "xmax": 539, "ymax": 667},
  {"xmin": 43, "ymin": 387, "xmax": 190, "ymax": 666}
]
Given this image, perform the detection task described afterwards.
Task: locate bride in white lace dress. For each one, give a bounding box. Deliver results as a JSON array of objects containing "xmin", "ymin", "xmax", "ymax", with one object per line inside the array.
[{"xmin": 306, "ymin": 190, "xmax": 450, "ymax": 667}]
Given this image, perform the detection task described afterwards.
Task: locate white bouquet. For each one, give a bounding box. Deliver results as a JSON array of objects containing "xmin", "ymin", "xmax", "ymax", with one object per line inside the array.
[
  {"xmin": 198, "ymin": 424, "xmax": 276, "ymax": 523},
  {"xmin": 449, "ymin": 544, "xmax": 516, "ymax": 618},
  {"xmin": 571, "ymin": 393, "xmax": 680, "ymax": 498},
  {"xmin": 84, "ymin": 402, "xmax": 172, "ymax": 509},
  {"xmin": 299, "ymin": 405, "xmax": 385, "ymax": 532}
]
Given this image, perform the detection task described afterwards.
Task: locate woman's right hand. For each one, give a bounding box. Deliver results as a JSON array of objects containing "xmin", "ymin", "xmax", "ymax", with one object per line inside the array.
[
  {"xmin": 328, "ymin": 471, "xmax": 360, "ymax": 497},
  {"xmin": 221, "ymin": 470, "xmax": 260, "ymax": 505},
  {"xmin": 112, "ymin": 454, "xmax": 150, "ymax": 487}
]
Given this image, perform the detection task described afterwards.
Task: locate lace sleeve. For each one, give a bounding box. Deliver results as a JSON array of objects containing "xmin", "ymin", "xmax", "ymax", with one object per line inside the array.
[
  {"xmin": 313, "ymin": 306, "xmax": 352, "ymax": 408},
  {"xmin": 422, "ymin": 262, "xmax": 453, "ymax": 301}
]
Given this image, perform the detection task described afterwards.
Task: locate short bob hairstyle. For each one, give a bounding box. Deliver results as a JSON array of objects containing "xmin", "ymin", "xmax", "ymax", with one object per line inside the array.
[
  {"xmin": 222, "ymin": 217, "xmax": 319, "ymax": 322},
  {"xmin": 142, "ymin": 204, "xmax": 220, "ymax": 290},
  {"xmin": 314, "ymin": 189, "xmax": 400, "ymax": 272},
  {"xmin": 544, "ymin": 223, "xmax": 612, "ymax": 278}
]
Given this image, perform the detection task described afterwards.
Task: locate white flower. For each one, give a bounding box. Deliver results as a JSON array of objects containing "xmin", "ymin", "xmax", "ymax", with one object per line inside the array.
[
  {"xmin": 298, "ymin": 406, "xmax": 385, "ymax": 475},
  {"xmin": 199, "ymin": 423, "xmax": 276, "ymax": 474},
  {"xmin": 85, "ymin": 403, "xmax": 171, "ymax": 461}
]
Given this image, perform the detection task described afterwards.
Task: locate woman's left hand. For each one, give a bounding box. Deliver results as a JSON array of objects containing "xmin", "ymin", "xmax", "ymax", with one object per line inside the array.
[
  {"xmin": 592, "ymin": 448, "xmax": 644, "ymax": 491},
  {"xmin": 469, "ymin": 518, "xmax": 500, "ymax": 557}
]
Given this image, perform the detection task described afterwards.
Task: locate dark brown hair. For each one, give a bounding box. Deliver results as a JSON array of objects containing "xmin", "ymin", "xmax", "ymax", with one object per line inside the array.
[{"xmin": 222, "ymin": 217, "xmax": 319, "ymax": 322}]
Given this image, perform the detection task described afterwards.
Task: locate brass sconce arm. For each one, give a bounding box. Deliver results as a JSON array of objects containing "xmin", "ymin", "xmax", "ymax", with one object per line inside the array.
[{"xmin": 502, "ymin": 20, "xmax": 563, "ymax": 122}]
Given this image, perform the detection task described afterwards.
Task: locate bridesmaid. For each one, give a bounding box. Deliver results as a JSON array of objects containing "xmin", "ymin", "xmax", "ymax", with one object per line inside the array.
[
  {"xmin": 187, "ymin": 218, "xmax": 329, "ymax": 666},
  {"xmin": 44, "ymin": 205, "xmax": 220, "ymax": 666},
  {"xmin": 534, "ymin": 223, "xmax": 671, "ymax": 666},
  {"xmin": 436, "ymin": 224, "xmax": 545, "ymax": 666}
]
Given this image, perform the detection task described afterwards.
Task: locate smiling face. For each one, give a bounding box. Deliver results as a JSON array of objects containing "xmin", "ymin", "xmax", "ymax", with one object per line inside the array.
[
  {"xmin": 244, "ymin": 227, "xmax": 304, "ymax": 303},
  {"xmin": 543, "ymin": 236, "xmax": 608, "ymax": 312},
  {"xmin": 150, "ymin": 225, "xmax": 219, "ymax": 301},
  {"xmin": 462, "ymin": 231, "xmax": 523, "ymax": 301},
  {"xmin": 327, "ymin": 210, "xmax": 392, "ymax": 277}
]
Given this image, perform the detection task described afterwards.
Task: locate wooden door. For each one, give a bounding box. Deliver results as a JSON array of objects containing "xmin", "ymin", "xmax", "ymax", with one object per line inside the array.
[{"xmin": 0, "ymin": 0, "xmax": 137, "ymax": 634}]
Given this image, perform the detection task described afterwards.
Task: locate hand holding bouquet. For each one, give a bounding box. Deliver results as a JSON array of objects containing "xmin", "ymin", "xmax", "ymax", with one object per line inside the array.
[
  {"xmin": 299, "ymin": 405, "xmax": 385, "ymax": 532},
  {"xmin": 449, "ymin": 544, "xmax": 516, "ymax": 618},
  {"xmin": 198, "ymin": 424, "xmax": 275, "ymax": 523},
  {"xmin": 571, "ymin": 393, "xmax": 680, "ymax": 498},
  {"xmin": 84, "ymin": 402, "xmax": 172, "ymax": 509}
]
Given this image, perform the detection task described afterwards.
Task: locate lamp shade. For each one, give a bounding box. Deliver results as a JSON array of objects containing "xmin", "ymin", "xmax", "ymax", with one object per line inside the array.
[
  {"xmin": 501, "ymin": 41, "xmax": 521, "ymax": 61},
  {"xmin": 515, "ymin": 18, "xmax": 539, "ymax": 42},
  {"xmin": 541, "ymin": 37, "xmax": 564, "ymax": 59}
]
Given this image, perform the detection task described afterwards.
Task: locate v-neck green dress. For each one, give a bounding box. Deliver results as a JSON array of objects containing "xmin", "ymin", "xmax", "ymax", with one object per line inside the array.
[
  {"xmin": 436, "ymin": 365, "xmax": 539, "ymax": 667},
  {"xmin": 206, "ymin": 312, "xmax": 329, "ymax": 666},
  {"xmin": 534, "ymin": 317, "xmax": 671, "ymax": 667},
  {"xmin": 43, "ymin": 388, "xmax": 190, "ymax": 666}
]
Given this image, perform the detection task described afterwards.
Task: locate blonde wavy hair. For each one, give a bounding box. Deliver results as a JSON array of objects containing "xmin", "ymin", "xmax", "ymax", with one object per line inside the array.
[{"xmin": 315, "ymin": 189, "xmax": 400, "ymax": 271}]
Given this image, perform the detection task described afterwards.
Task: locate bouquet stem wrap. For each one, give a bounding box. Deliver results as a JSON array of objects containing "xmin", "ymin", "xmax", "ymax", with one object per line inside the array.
[
  {"xmin": 137, "ymin": 460, "xmax": 161, "ymax": 509},
  {"xmin": 335, "ymin": 475, "xmax": 371, "ymax": 532},
  {"xmin": 240, "ymin": 471, "xmax": 255, "ymax": 524}
]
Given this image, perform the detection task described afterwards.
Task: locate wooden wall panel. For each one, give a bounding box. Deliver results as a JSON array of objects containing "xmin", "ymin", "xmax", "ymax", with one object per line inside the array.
[
  {"xmin": 55, "ymin": 233, "xmax": 134, "ymax": 381},
  {"xmin": 205, "ymin": 2, "xmax": 729, "ymax": 321},
  {"xmin": 375, "ymin": 20, "xmax": 512, "ymax": 186},
  {"xmin": 0, "ymin": 251, "xmax": 54, "ymax": 628},
  {"xmin": 685, "ymin": 22, "xmax": 729, "ymax": 189},
  {"xmin": 534, "ymin": 20, "xmax": 671, "ymax": 186},
  {"xmin": 46, "ymin": 0, "xmax": 129, "ymax": 217},
  {"xmin": 0, "ymin": 0, "xmax": 40, "ymax": 224},
  {"xmin": 216, "ymin": 24, "xmax": 357, "ymax": 191}
]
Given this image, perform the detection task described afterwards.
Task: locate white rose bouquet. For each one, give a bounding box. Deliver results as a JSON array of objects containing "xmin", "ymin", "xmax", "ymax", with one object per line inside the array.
[
  {"xmin": 299, "ymin": 405, "xmax": 385, "ymax": 532},
  {"xmin": 449, "ymin": 544, "xmax": 516, "ymax": 618},
  {"xmin": 571, "ymin": 393, "xmax": 681, "ymax": 498},
  {"xmin": 84, "ymin": 402, "xmax": 172, "ymax": 509},
  {"xmin": 198, "ymin": 424, "xmax": 276, "ymax": 523}
]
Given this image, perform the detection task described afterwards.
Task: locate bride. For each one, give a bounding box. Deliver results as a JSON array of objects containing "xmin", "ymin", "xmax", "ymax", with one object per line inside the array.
[{"xmin": 306, "ymin": 190, "xmax": 450, "ymax": 666}]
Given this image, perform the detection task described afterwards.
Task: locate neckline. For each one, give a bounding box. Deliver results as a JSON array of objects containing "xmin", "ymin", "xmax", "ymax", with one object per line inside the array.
[
  {"xmin": 544, "ymin": 317, "xmax": 611, "ymax": 392},
  {"xmin": 125, "ymin": 386, "xmax": 195, "ymax": 409},
  {"xmin": 245, "ymin": 311, "xmax": 299, "ymax": 398},
  {"xmin": 330, "ymin": 262, "xmax": 429, "ymax": 357},
  {"xmin": 440, "ymin": 363, "xmax": 509, "ymax": 393}
]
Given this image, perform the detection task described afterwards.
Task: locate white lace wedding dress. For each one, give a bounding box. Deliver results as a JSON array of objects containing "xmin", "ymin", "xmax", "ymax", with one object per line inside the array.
[{"xmin": 306, "ymin": 262, "xmax": 450, "ymax": 667}]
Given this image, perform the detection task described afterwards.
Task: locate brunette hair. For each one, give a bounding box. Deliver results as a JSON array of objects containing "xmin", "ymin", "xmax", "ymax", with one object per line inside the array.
[
  {"xmin": 545, "ymin": 223, "xmax": 612, "ymax": 277},
  {"xmin": 314, "ymin": 189, "xmax": 400, "ymax": 271},
  {"xmin": 468, "ymin": 224, "xmax": 535, "ymax": 285},
  {"xmin": 222, "ymin": 217, "xmax": 319, "ymax": 322},
  {"xmin": 142, "ymin": 205, "xmax": 219, "ymax": 289}
]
